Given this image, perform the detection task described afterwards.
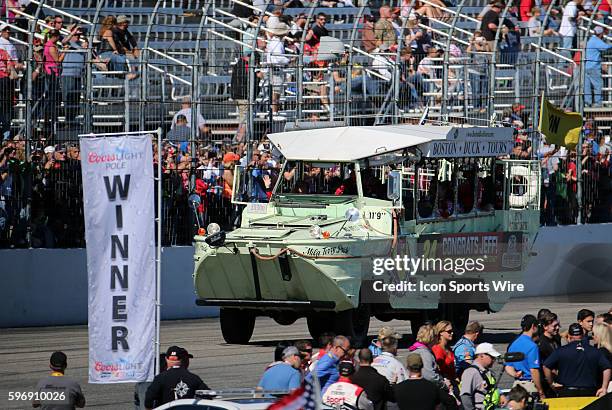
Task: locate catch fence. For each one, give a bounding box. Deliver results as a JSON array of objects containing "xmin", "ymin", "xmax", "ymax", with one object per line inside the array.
[{"xmin": 1, "ymin": 0, "xmax": 612, "ymax": 247}]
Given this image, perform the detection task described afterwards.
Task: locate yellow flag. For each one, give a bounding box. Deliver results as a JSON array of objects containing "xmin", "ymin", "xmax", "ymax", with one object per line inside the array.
[{"xmin": 538, "ymin": 98, "xmax": 582, "ymax": 149}]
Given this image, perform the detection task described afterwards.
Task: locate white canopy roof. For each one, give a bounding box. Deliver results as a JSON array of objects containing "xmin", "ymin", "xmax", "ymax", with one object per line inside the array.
[{"xmin": 268, "ymin": 124, "xmax": 452, "ymax": 162}]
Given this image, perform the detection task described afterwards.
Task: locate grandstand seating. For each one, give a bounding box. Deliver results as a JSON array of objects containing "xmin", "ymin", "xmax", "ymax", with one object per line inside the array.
[{"xmin": 3, "ymin": 0, "xmax": 612, "ymax": 139}]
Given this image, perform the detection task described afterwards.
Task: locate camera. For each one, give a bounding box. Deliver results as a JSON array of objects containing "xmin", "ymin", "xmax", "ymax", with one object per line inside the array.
[{"xmin": 525, "ymin": 393, "xmax": 548, "ymax": 410}]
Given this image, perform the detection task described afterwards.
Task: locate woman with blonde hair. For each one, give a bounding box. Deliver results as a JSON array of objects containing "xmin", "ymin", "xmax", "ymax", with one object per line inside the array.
[
  {"xmin": 408, "ymin": 323, "xmax": 445, "ymax": 389},
  {"xmin": 593, "ymin": 323, "xmax": 612, "ymax": 392},
  {"xmin": 433, "ymin": 320, "xmax": 457, "ymax": 381}
]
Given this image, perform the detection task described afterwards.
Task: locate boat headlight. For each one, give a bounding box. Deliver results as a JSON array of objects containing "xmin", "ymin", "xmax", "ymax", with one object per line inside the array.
[
  {"xmin": 345, "ymin": 207, "xmax": 360, "ymax": 222},
  {"xmin": 309, "ymin": 225, "xmax": 322, "ymax": 239},
  {"xmin": 207, "ymin": 223, "xmax": 221, "ymax": 236}
]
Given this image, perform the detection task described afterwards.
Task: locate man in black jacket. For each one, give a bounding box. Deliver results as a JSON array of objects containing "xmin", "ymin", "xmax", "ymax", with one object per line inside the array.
[
  {"xmin": 145, "ymin": 346, "xmax": 209, "ymax": 409},
  {"xmin": 350, "ymin": 348, "xmax": 394, "ymax": 410}
]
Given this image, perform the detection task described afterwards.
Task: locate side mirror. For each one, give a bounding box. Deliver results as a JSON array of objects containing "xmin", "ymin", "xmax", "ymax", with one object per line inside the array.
[{"xmin": 387, "ymin": 170, "xmax": 401, "ymax": 201}]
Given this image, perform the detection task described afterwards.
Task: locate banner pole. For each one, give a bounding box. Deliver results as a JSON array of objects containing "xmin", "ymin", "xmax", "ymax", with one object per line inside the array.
[{"xmin": 155, "ymin": 127, "xmax": 162, "ymax": 375}]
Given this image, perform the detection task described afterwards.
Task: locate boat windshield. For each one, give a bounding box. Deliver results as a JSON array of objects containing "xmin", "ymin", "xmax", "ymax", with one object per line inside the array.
[{"xmin": 275, "ymin": 161, "xmax": 356, "ymax": 196}]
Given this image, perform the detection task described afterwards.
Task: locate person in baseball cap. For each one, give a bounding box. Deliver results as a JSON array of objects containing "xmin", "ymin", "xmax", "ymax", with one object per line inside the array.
[
  {"xmin": 33, "ymin": 351, "xmax": 86, "ymax": 408},
  {"xmin": 543, "ymin": 323, "xmax": 611, "ymax": 398},
  {"xmin": 258, "ymin": 345, "xmax": 302, "ymax": 390},
  {"xmin": 368, "ymin": 326, "xmax": 401, "ymax": 358},
  {"xmin": 165, "ymin": 345, "xmax": 193, "ymax": 363},
  {"xmin": 50, "ymin": 351, "xmax": 68, "ymax": 371},
  {"xmin": 145, "ymin": 346, "xmax": 209, "ymax": 408},
  {"xmin": 459, "ymin": 343, "xmax": 502, "ymax": 409},
  {"xmin": 475, "ymin": 342, "xmax": 501, "ymax": 358}
]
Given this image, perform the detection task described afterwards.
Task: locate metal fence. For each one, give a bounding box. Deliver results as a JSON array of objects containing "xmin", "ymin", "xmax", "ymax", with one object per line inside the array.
[{"xmin": 1, "ymin": 0, "xmax": 612, "ymax": 248}]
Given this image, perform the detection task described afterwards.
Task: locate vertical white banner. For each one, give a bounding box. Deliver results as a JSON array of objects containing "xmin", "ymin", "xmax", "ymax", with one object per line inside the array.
[{"xmin": 80, "ymin": 134, "xmax": 155, "ymax": 383}]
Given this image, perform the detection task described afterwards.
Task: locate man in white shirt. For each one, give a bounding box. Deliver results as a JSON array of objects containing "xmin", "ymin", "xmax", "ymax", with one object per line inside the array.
[
  {"xmin": 372, "ymin": 335, "xmax": 408, "ymax": 384},
  {"xmin": 559, "ymin": 0, "xmax": 584, "ymax": 56},
  {"xmin": 0, "ymin": 24, "xmax": 20, "ymax": 64},
  {"xmin": 171, "ymin": 96, "xmax": 208, "ymax": 136},
  {"xmin": 265, "ymin": 21, "xmax": 291, "ymax": 120}
]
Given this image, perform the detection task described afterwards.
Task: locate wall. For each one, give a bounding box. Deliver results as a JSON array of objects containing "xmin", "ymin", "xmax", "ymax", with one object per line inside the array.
[
  {"xmin": 0, "ymin": 247, "xmax": 218, "ymax": 328},
  {"xmin": 2, "ymin": 224, "xmax": 611, "ymax": 327}
]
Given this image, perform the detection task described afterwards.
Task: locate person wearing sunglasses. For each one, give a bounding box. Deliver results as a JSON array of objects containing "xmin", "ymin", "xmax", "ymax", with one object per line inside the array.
[{"xmin": 306, "ymin": 335, "xmax": 351, "ymax": 393}]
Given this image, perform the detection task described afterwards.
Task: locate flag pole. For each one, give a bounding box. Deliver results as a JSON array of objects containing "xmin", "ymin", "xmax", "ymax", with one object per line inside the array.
[
  {"xmin": 155, "ymin": 127, "xmax": 162, "ymax": 374},
  {"xmin": 576, "ymin": 120, "xmax": 583, "ymax": 225}
]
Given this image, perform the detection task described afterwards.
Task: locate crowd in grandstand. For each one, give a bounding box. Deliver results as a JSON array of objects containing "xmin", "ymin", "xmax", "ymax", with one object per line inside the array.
[{"xmin": 2, "ymin": 1, "xmax": 612, "ymax": 247}]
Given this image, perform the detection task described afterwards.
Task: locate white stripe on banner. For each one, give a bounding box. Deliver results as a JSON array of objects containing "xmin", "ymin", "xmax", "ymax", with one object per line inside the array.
[{"xmin": 80, "ymin": 134, "xmax": 155, "ymax": 383}]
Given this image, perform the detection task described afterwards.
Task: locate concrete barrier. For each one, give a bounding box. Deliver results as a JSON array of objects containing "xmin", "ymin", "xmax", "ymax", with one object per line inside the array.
[
  {"xmin": 0, "ymin": 247, "xmax": 218, "ymax": 328},
  {"xmin": 2, "ymin": 224, "xmax": 611, "ymax": 327}
]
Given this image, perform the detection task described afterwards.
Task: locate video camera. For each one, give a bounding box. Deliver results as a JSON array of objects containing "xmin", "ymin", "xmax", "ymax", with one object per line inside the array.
[{"xmin": 526, "ymin": 392, "xmax": 549, "ymax": 410}]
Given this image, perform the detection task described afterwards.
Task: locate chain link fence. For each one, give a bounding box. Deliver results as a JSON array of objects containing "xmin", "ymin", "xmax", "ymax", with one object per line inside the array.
[{"xmin": 2, "ymin": 0, "xmax": 612, "ymax": 248}]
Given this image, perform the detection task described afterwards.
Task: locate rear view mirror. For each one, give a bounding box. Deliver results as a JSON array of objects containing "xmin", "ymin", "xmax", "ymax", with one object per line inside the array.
[{"xmin": 387, "ymin": 170, "xmax": 401, "ymax": 201}]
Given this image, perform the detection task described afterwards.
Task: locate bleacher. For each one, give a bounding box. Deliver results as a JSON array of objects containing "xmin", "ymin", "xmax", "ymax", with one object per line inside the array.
[{"xmin": 3, "ymin": 0, "xmax": 612, "ymax": 140}]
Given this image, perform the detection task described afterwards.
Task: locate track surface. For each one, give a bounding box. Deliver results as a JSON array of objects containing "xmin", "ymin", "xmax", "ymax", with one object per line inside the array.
[{"xmin": 1, "ymin": 294, "xmax": 610, "ymax": 409}]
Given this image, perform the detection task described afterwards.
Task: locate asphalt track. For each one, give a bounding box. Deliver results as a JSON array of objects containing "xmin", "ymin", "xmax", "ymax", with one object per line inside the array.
[{"xmin": 1, "ymin": 293, "xmax": 610, "ymax": 409}]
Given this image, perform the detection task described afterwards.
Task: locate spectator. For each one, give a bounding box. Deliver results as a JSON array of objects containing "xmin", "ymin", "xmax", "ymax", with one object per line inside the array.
[
  {"xmin": 584, "ymin": 26, "xmax": 612, "ymax": 108},
  {"xmin": 228, "ymin": 0, "xmax": 254, "ymax": 34},
  {"xmin": 112, "ymin": 15, "xmax": 139, "ymax": 78},
  {"xmin": 145, "ymin": 346, "xmax": 209, "ymax": 408},
  {"xmin": 290, "ymin": 13, "xmax": 307, "ymax": 39},
  {"xmin": 559, "ymin": 0, "xmax": 584, "ymax": 57},
  {"xmin": 322, "ymin": 361, "xmax": 374, "ymax": 409},
  {"xmin": 593, "ymin": 322, "xmax": 612, "ymax": 392},
  {"xmin": 33, "ymin": 351, "xmax": 85, "ymax": 409},
  {"xmin": 527, "ymin": 7, "xmax": 557, "ymax": 37},
  {"xmin": 504, "ymin": 384, "xmax": 529, "ymax": 410},
  {"xmin": 310, "ymin": 332, "xmax": 336, "ymax": 372},
  {"xmin": 578, "ymin": 308, "xmax": 595, "ymax": 342},
  {"xmin": 167, "ymin": 115, "xmax": 191, "ymax": 142},
  {"xmin": 537, "ymin": 311, "xmax": 561, "ymax": 396},
  {"xmin": 374, "ymin": 5, "xmax": 397, "ymax": 51},
  {"xmin": 432, "ymin": 320, "xmax": 457, "ymax": 382},
  {"xmin": 0, "ymin": 23, "xmax": 19, "ymax": 64},
  {"xmin": 543, "ymin": 323, "xmax": 611, "ymax": 397},
  {"xmin": 596, "ymin": 313, "xmax": 612, "ymax": 325},
  {"xmin": 0, "ymin": 28, "xmax": 17, "ymax": 139},
  {"xmin": 368, "ymin": 325, "xmax": 400, "ymax": 358},
  {"xmin": 372, "ymin": 332, "xmax": 408, "ymax": 384},
  {"xmin": 519, "ymin": 0, "xmax": 533, "ymax": 22},
  {"xmin": 408, "ymin": 324, "xmax": 445, "ymax": 389},
  {"xmin": 258, "ymin": 346, "xmax": 302, "ymax": 390},
  {"xmin": 417, "ymin": 47, "xmax": 444, "ymax": 104},
  {"xmin": 459, "ymin": 343, "xmax": 501, "ymax": 410},
  {"xmin": 395, "ymin": 354, "xmax": 455, "ymax": 410},
  {"xmin": 171, "ymin": 96, "xmax": 207, "ymax": 136},
  {"xmin": 505, "ymin": 314, "xmax": 545, "ymax": 398},
  {"xmin": 306, "ymin": 335, "xmax": 351, "ymax": 393},
  {"xmin": 42, "ymin": 29, "xmax": 65, "ymax": 132},
  {"xmin": 98, "ymin": 15, "xmax": 121, "ymax": 70},
  {"xmin": 361, "ymin": 15, "xmax": 377, "ymax": 53},
  {"xmin": 452, "ymin": 321, "xmax": 483, "ymax": 378},
  {"xmin": 304, "ymin": 13, "xmax": 329, "ymax": 51},
  {"xmin": 294, "ymin": 340, "xmax": 313, "ymax": 372},
  {"xmin": 350, "ymin": 348, "xmax": 394, "ymax": 410},
  {"xmin": 480, "ymin": 2, "xmax": 503, "ymax": 48},
  {"xmin": 61, "ymin": 25, "xmax": 86, "ymax": 125},
  {"xmin": 230, "ymin": 55, "xmax": 255, "ymax": 143},
  {"xmin": 264, "ymin": 21, "xmax": 291, "ymax": 120}
]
